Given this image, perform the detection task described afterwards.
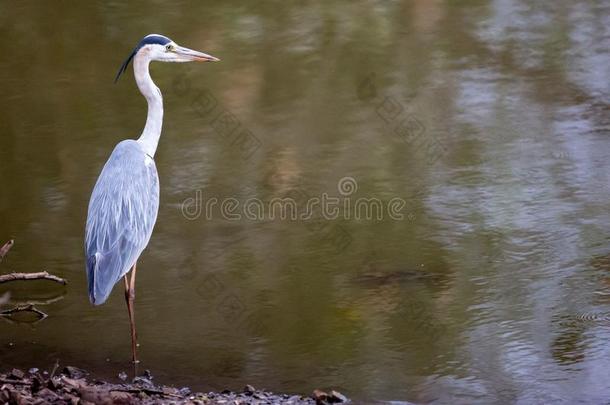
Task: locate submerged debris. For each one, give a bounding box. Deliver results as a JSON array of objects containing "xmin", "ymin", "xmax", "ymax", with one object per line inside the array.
[{"xmin": 0, "ymin": 367, "xmax": 348, "ymax": 404}]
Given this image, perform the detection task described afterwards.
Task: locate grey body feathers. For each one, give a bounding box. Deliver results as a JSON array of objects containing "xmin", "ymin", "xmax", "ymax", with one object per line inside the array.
[{"xmin": 85, "ymin": 140, "xmax": 159, "ymax": 305}]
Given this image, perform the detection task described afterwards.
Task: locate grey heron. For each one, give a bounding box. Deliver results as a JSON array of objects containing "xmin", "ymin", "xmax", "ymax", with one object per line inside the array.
[{"xmin": 85, "ymin": 34, "xmax": 218, "ymax": 363}]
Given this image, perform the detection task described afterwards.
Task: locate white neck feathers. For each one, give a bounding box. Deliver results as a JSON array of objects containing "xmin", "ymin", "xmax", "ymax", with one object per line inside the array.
[{"xmin": 134, "ymin": 53, "xmax": 163, "ymax": 157}]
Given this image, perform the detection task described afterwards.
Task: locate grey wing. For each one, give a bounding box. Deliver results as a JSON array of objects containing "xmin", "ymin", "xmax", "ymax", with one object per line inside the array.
[{"xmin": 85, "ymin": 140, "xmax": 159, "ymax": 305}]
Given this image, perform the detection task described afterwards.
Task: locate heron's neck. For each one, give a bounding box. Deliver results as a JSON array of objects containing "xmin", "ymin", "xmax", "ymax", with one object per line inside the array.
[{"xmin": 134, "ymin": 54, "xmax": 163, "ymax": 157}]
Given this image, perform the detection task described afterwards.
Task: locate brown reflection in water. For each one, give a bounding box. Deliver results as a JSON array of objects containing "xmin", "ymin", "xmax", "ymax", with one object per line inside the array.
[{"xmin": 551, "ymin": 314, "xmax": 587, "ymax": 366}]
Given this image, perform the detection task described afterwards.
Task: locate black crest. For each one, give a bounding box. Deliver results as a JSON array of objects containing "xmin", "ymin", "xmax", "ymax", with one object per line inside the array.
[{"xmin": 114, "ymin": 34, "xmax": 172, "ymax": 83}]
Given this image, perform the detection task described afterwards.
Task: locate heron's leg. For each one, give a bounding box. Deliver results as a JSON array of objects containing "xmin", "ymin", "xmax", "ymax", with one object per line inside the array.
[
  {"xmin": 124, "ymin": 262, "xmax": 139, "ymax": 364},
  {"xmin": 130, "ymin": 261, "xmax": 138, "ymax": 295}
]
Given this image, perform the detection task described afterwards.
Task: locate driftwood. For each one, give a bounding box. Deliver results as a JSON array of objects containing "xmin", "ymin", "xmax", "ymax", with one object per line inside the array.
[{"xmin": 0, "ymin": 271, "xmax": 67, "ymax": 285}]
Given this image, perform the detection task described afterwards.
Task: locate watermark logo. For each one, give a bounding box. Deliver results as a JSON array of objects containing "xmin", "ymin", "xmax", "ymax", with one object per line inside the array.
[
  {"xmin": 337, "ymin": 176, "xmax": 358, "ymax": 196},
  {"xmin": 172, "ymin": 70, "xmax": 262, "ymax": 162},
  {"xmin": 357, "ymin": 72, "xmax": 447, "ymax": 165}
]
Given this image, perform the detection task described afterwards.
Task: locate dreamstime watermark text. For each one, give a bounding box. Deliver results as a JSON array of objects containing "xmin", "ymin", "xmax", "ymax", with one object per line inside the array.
[{"xmin": 182, "ymin": 177, "xmax": 409, "ymax": 221}]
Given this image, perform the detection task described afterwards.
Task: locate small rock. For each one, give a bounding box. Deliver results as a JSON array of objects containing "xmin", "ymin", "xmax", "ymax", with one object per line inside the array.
[
  {"xmin": 79, "ymin": 386, "xmax": 111, "ymax": 404},
  {"xmin": 60, "ymin": 376, "xmax": 85, "ymax": 390},
  {"xmin": 63, "ymin": 366, "xmax": 87, "ymax": 379},
  {"xmin": 109, "ymin": 391, "xmax": 132, "ymax": 402},
  {"xmin": 38, "ymin": 388, "xmax": 59, "ymax": 400},
  {"xmin": 243, "ymin": 384, "xmax": 256, "ymax": 395},
  {"xmin": 313, "ymin": 389, "xmax": 328, "ymax": 403},
  {"xmin": 9, "ymin": 369, "xmax": 24, "ymax": 379},
  {"xmin": 132, "ymin": 375, "xmax": 153, "ymax": 386},
  {"xmin": 31, "ymin": 376, "xmax": 44, "ymax": 393},
  {"xmin": 66, "ymin": 394, "xmax": 80, "ymax": 405},
  {"xmin": 162, "ymin": 386, "xmax": 179, "ymax": 396},
  {"xmin": 47, "ymin": 377, "xmax": 61, "ymax": 390},
  {"xmin": 28, "ymin": 368, "xmax": 39, "ymax": 375},
  {"xmin": 118, "ymin": 372, "xmax": 128, "ymax": 381},
  {"xmin": 9, "ymin": 389, "xmax": 22, "ymax": 404},
  {"xmin": 329, "ymin": 390, "xmax": 348, "ymax": 403}
]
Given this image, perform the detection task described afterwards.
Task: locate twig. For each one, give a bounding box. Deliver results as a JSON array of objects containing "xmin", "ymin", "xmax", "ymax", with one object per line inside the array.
[
  {"xmin": 0, "ymin": 304, "xmax": 48, "ymax": 321},
  {"xmin": 0, "ymin": 239, "xmax": 14, "ymax": 262},
  {"xmin": 50, "ymin": 360, "xmax": 60, "ymax": 379},
  {"xmin": 0, "ymin": 378, "xmax": 32, "ymax": 385},
  {"xmin": 0, "ymin": 271, "xmax": 67, "ymax": 285},
  {"xmin": 110, "ymin": 388, "xmax": 182, "ymax": 398}
]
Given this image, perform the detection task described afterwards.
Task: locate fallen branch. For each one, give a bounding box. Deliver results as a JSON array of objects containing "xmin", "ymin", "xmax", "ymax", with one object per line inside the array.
[
  {"xmin": 0, "ymin": 271, "xmax": 67, "ymax": 285},
  {"xmin": 110, "ymin": 388, "xmax": 182, "ymax": 398},
  {"xmin": 0, "ymin": 239, "xmax": 13, "ymax": 262}
]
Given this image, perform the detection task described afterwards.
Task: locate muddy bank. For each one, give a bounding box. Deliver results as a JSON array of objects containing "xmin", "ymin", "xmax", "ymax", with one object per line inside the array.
[{"xmin": 0, "ymin": 366, "xmax": 349, "ymax": 404}]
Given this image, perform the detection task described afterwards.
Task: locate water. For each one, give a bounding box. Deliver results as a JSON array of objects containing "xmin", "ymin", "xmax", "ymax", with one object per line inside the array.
[{"xmin": 1, "ymin": 1, "xmax": 609, "ymax": 403}]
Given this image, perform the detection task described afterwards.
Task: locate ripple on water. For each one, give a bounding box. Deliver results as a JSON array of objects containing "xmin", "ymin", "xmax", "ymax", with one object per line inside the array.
[{"xmin": 573, "ymin": 312, "xmax": 610, "ymax": 325}]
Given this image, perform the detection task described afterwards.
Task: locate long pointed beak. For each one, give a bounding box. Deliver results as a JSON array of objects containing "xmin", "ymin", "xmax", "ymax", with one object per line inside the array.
[{"xmin": 175, "ymin": 46, "xmax": 220, "ymax": 62}]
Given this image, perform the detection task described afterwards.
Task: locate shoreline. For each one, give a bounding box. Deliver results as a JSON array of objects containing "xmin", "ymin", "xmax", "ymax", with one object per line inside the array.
[{"xmin": 0, "ymin": 366, "xmax": 349, "ymax": 404}]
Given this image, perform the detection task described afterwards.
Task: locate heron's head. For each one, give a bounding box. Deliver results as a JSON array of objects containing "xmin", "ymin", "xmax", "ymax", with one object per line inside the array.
[{"xmin": 115, "ymin": 34, "xmax": 219, "ymax": 82}]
